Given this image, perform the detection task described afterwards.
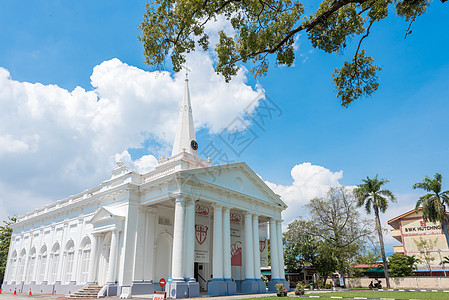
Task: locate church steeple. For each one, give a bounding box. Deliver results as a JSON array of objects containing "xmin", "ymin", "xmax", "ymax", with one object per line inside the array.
[{"xmin": 171, "ymin": 77, "xmax": 198, "ymax": 157}]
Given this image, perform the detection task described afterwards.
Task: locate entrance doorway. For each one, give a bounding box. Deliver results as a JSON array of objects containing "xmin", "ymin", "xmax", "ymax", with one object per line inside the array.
[
  {"xmin": 194, "ymin": 263, "xmax": 208, "ymax": 292},
  {"xmin": 98, "ymin": 232, "xmax": 111, "ymax": 286}
]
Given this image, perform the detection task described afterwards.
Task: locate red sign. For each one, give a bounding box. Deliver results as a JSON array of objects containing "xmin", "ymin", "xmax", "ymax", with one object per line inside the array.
[
  {"xmin": 159, "ymin": 278, "xmax": 166, "ymax": 288},
  {"xmin": 195, "ymin": 204, "xmax": 209, "ymax": 216},
  {"xmin": 231, "ymin": 241, "xmax": 242, "ymax": 266},
  {"xmin": 259, "ymin": 237, "xmax": 267, "ymax": 252},
  {"xmin": 195, "ymin": 224, "xmax": 208, "ymax": 245}
]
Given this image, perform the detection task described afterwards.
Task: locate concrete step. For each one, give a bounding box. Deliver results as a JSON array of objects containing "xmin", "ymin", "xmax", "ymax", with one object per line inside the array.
[{"xmin": 69, "ymin": 285, "xmax": 103, "ymax": 298}]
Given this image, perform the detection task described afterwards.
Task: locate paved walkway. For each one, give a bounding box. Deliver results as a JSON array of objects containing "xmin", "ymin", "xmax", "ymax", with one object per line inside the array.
[{"xmin": 0, "ymin": 290, "xmax": 331, "ymax": 300}]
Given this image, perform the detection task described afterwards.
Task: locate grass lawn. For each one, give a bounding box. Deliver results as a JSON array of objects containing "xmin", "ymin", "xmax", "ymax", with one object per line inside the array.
[
  {"xmin": 235, "ymin": 290, "xmax": 449, "ymax": 300},
  {"xmin": 299, "ymin": 290, "xmax": 449, "ymax": 299}
]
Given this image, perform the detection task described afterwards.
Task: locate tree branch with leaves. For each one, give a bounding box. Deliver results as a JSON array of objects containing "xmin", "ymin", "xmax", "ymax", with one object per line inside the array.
[{"xmin": 139, "ymin": 0, "xmax": 445, "ymax": 106}]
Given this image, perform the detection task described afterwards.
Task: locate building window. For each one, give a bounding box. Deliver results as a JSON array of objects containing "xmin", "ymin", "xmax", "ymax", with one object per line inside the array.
[
  {"xmin": 50, "ymin": 243, "xmax": 60, "ymax": 284},
  {"xmin": 39, "ymin": 254, "xmax": 47, "ymax": 283},
  {"xmin": 18, "ymin": 250, "xmax": 26, "ymax": 282},
  {"xmin": 80, "ymin": 249, "xmax": 90, "ymax": 284},
  {"xmin": 27, "ymin": 249, "xmax": 36, "ymax": 283},
  {"xmin": 51, "ymin": 253, "xmax": 59, "ymax": 283},
  {"xmin": 64, "ymin": 240, "xmax": 75, "ymax": 284},
  {"xmin": 79, "ymin": 237, "xmax": 91, "ymax": 284},
  {"xmin": 65, "ymin": 251, "xmax": 74, "ymax": 283},
  {"xmin": 38, "ymin": 245, "xmax": 47, "ymax": 283}
]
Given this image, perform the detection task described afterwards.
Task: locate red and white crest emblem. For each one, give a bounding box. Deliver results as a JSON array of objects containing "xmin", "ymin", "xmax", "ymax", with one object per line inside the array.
[
  {"xmin": 230, "ymin": 212, "xmax": 241, "ymax": 223},
  {"xmin": 195, "ymin": 204, "xmax": 209, "ymax": 216},
  {"xmin": 195, "ymin": 224, "xmax": 208, "ymax": 245},
  {"xmin": 259, "ymin": 237, "xmax": 267, "ymax": 252}
]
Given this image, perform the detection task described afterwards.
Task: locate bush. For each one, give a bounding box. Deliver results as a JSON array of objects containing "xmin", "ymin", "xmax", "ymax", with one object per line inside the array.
[
  {"xmin": 324, "ymin": 283, "xmax": 333, "ymax": 289},
  {"xmin": 295, "ymin": 282, "xmax": 306, "ymax": 291},
  {"xmin": 276, "ymin": 283, "xmax": 287, "ymax": 294}
]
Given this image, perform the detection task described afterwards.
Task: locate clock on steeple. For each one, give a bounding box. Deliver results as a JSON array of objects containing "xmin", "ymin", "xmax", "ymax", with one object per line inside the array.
[{"xmin": 190, "ymin": 140, "xmax": 198, "ymax": 151}]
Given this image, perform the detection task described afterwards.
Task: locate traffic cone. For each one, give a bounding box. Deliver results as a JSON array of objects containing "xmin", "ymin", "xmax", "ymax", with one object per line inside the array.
[
  {"xmin": 29, "ymin": 288, "xmax": 32, "ymax": 296},
  {"xmin": 13, "ymin": 287, "xmax": 16, "ymax": 295}
]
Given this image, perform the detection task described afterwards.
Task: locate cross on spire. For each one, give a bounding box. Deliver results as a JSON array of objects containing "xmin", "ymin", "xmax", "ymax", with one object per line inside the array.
[{"xmin": 182, "ymin": 64, "xmax": 191, "ymax": 81}]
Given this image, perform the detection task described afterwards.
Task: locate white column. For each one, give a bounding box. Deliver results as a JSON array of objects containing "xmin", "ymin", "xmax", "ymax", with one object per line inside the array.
[
  {"xmin": 244, "ymin": 212, "xmax": 254, "ymax": 279},
  {"xmin": 87, "ymin": 234, "xmax": 98, "ymax": 284},
  {"xmin": 212, "ymin": 204, "xmax": 224, "ymax": 279},
  {"xmin": 252, "ymin": 215, "xmax": 261, "ymax": 279},
  {"xmin": 144, "ymin": 211, "xmax": 156, "ymax": 281},
  {"xmin": 276, "ymin": 221, "xmax": 285, "ymax": 279},
  {"xmin": 171, "ymin": 197, "xmax": 186, "ymax": 280},
  {"xmin": 223, "ymin": 207, "xmax": 232, "ymax": 280},
  {"xmin": 134, "ymin": 208, "xmax": 146, "ymax": 281},
  {"xmin": 269, "ymin": 220, "xmax": 280, "ymax": 279},
  {"xmin": 106, "ymin": 230, "xmax": 119, "ymax": 283},
  {"xmin": 184, "ymin": 199, "xmax": 195, "ymax": 280}
]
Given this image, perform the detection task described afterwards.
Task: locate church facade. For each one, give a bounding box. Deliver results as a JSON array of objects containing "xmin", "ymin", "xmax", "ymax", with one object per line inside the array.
[{"xmin": 2, "ymin": 79, "xmax": 288, "ymax": 298}]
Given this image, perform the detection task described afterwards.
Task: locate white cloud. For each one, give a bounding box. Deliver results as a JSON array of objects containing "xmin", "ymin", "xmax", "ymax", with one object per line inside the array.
[
  {"xmin": 0, "ymin": 53, "xmax": 262, "ymax": 219},
  {"xmin": 115, "ymin": 150, "xmax": 158, "ymax": 174},
  {"xmin": 265, "ymin": 162, "xmax": 344, "ymax": 227}
]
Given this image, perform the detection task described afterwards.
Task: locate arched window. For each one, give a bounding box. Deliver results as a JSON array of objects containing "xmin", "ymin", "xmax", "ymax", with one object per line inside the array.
[
  {"xmin": 18, "ymin": 249, "xmax": 26, "ymax": 282},
  {"xmin": 79, "ymin": 237, "xmax": 91, "ymax": 284},
  {"xmin": 50, "ymin": 243, "xmax": 60, "ymax": 284},
  {"xmin": 27, "ymin": 247, "xmax": 36, "ymax": 283},
  {"xmin": 64, "ymin": 240, "xmax": 75, "ymax": 284},
  {"xmin": 8, "ymin": 250, "xmax": 17, "ymax": 282},
  {"xmin": 38, "ymin": 245, "xmax": 47, "ymax": 283}
]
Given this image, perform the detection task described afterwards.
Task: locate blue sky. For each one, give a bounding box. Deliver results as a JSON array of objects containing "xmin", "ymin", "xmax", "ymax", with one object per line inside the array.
[{"xmin": 0, "ymin": 1, "xmax": 448, "ymax": 253}]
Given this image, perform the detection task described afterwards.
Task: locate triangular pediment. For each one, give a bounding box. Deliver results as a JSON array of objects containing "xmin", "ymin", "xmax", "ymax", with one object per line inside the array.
[
  {"xmin": 90, "ymin": 207, "xmax": 125, "ymax": 225},
  {"xmin": 179, "ymin": 162, "xmax": 287, "ymax": 209}
]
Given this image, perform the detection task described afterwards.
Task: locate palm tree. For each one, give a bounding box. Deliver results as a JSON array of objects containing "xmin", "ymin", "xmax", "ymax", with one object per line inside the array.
[
  {"xmin": 413, "ymin": 173, "xmax": 449, "ymax": 248},
  {"xmin": 354, "ymin": 175, "xmax": 396, "ymax": 288}
]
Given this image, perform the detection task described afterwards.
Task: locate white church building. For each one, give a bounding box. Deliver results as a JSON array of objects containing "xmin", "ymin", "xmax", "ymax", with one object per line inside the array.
[{"xmin": 2, "ymin": 78, "xmax": 288, "ymax": 298}]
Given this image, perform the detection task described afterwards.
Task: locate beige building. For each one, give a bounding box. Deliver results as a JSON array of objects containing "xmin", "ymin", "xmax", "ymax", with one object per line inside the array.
[{"xmin": 388, "ymin": 208, "xmax": 449, "ymax": 276}]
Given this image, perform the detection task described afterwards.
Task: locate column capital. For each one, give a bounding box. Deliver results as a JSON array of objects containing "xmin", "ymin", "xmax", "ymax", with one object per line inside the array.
[
  {"xmin": 222, "ymin": 206, "xmax": 231, "ymax": 212},
  {"xmin": 212, "ymin": 203, "xmax": 223, "ymax": 210},
  {"xmin": 174, "ymin": 196, "xmax": 186, "ymax": 204}
]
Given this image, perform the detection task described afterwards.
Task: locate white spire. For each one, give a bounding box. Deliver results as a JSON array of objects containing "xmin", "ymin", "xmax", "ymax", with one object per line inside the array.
[{"xmin": 171, "ymin": 77, "xmax": 198, "ymax": 157}]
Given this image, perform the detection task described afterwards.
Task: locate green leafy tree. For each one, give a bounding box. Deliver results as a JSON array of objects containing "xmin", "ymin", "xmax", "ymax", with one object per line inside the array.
[
  {"xmin": 414, "ymin": 237, "xmax": 437, "ymax": 276},
  {"xmin": 139, "ymin": 0, "xmax": 446, "ymax": 106},
  {"xmin": 283, "ymin": 218, "xmax": 337, "ymax": 284},
  {"xmin": 0, "ymin": 216, "xmax": 16, "ymax": 283},
  {"xmin": 313, "ymin": 242, "xmax": 338, "ymax": 285},
  {"xmin": 413, "ymin": 173, "xmax": 449, "ymax": 248},
  {"xmin": 388, "ymin": 253, "xmax": 418, "ymax": 277},
  {"xmin": 354, "ymin": 175, "xmax": 396, "ymax": 288},
  {"xmin": 306, "ymin": 187, "xmax": 373, "ymax": 284},
  {"xmin": 283, "ymin": 219, "xmax": 318, "ymax": 272}
]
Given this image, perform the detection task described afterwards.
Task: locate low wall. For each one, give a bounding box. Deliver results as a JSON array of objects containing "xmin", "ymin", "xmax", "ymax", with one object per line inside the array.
[{"xmin": 346, "ymin": 277, "xmax": 449, "ymax": 289}]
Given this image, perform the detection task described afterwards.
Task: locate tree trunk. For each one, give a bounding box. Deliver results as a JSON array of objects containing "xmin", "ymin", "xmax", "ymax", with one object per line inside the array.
[{"xmin": 374, "ymin": 207, "xmax": 390, "ymax": 288}]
